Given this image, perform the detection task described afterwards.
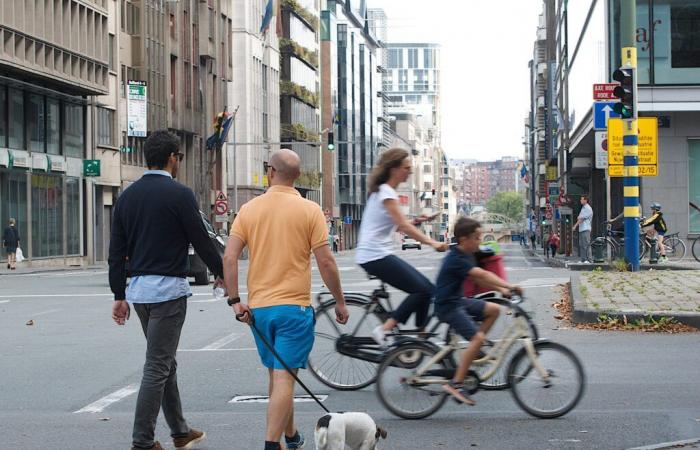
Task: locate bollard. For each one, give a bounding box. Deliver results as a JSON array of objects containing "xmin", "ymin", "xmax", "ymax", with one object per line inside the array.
[{"xmin": 648, "ymin": 236, "xmax": 659, "ymax": 264}]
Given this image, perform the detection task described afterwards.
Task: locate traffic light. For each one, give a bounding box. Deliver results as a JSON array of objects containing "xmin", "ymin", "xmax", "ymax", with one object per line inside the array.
[
  {"xmin": 612, "ymin": 67, "xmax": 635, "ymax": 119},
  {"xmin": 327, "ymin": 131, "xmax": 335, "ymax": 151}
]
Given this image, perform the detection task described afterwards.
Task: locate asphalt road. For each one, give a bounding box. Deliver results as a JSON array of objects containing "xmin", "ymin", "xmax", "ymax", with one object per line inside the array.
[{"xmin": 1, "ymin": 244, "xmax": 699, "ymax": 449}]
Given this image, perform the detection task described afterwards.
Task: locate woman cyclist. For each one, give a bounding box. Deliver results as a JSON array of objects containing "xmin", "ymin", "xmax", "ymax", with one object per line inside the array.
[{"xmin": 355, "ymin": 148, "xmax": 448, "ymax": 345}]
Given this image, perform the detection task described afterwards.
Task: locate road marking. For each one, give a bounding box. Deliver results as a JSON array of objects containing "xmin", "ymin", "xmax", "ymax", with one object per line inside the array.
[
  {"xmin": 201, "ymin": 332, "xmax": 242, "ymax": 350},
  {"xmin": 74, "ymin": 384, "xmax": 139, "ymax": 413},
  {"xmin": 229, "ymin": 394, "xmax": 328, "ymax": 404},
  {"xmin": 32, "ymin": 308, "xmax": 61, "ymax": 316},
  {"xmin": 0, "ymin": 300, "xmax": 10, "ymax": 304},
  {"xmin": 178, "ymin": 347, "xmax": 257, "ymax": 352},
  {"xmin": 519, "ymin": 277, "xmax": 569, "ymax": 288}
]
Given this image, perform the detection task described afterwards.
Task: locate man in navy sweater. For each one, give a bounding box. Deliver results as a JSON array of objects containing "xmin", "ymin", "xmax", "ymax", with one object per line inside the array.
[{"xmin": 109, "ymin": 130, "xmax": 224, "ymax": 450}]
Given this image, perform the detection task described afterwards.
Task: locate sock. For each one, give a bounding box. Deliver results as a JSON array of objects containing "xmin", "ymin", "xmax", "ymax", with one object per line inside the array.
[
  {"xmin": 285, "ymin": 431, "xmax": 300, "ymax": 443},
  {"xmin": 264, "ymin": 441, "xmax": 281, "ymax": 450}
]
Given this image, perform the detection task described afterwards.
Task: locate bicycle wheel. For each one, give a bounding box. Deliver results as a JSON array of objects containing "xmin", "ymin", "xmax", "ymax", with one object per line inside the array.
[
  {"xmin": 477, "ymin": 305, "xmax": 539, "ymax": 391},
  {"xmin": 507, "ymin": 341, "xmax": 585, "ymax": 419},
  {"xmin": 307, "ymin": 297, "xmax": 385, "ymax": 391},
  {"xmin": 663, "ymin": 236, "xmax": 686, "ymax": 262},
  {"xmin": 588, "ymin": 237, "xmax": 616, "ymax": 262},
  {"xmin": 693, "ymin": 237, "xmax": 700, "ymax": 263},
  {"xmin": 376, "ymin": 341, "xmax": 453, "ymax": 420},
  {"xmin": 639, "ymin": 236, "xmax": 649, "ymax": 262}
]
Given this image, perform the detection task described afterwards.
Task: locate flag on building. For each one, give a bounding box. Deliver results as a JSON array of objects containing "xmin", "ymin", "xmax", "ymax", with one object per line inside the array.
[
  {"xmin": 206, "ymin": 111, "xmax": 233, "ymax": 150},
  {"xmin": 520, "ymin": 163, "xmax": 529, "ymax": 184},
  {"xmin": 260, "ymin": 0, "xmax": 275, "ymax": 37}
]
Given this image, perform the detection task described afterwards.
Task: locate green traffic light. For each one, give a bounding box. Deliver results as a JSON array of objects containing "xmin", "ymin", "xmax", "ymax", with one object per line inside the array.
[{"xmin": 327, "ymin": 143, "xmax": 335, "ymax": 151}]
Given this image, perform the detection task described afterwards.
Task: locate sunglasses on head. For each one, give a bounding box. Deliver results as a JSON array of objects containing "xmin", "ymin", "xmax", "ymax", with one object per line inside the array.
[{"xmin": 263, "ymin": 162, "xmax": 276, "ymax": 172}]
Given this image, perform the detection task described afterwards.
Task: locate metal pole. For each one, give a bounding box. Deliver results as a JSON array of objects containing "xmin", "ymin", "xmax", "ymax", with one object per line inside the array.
[
  {"xmin": 233, "ymin": 118, "xmax": 238, "ymax": 214},
  {"xmin": 621, "ymin": 0, "xmax": 640, "ymax": 271}
]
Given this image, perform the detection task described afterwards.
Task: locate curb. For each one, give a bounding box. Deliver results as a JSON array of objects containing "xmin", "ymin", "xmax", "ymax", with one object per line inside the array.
[
  {"xmin": 627, "ymin": 438, "xmax": 700, "ymax": 450},
  {"xmin": 524, "ymin": 248, "xmax": 570, "ymax": 268},
  {"xmin": 0, "ymin": 265, "xmax": 108, "ymax": 276},
  {"xmin": 569, "ymin": 272, "xmax": 700, "ymax": 328}
]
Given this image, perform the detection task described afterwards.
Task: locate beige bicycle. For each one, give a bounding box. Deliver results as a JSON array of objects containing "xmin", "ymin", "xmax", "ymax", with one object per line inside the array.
[{"xmin": 375, "ymin": 295, "xmax": 586, "ymax": 419}]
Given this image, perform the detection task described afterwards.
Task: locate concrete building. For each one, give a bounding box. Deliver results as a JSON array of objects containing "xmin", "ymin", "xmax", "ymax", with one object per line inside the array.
[
  {"xmin": 228, "ymin": 0, "xmax": 282, "ymax": 212},
  {"xmin": 279, "ymin": 0, "xmax": 321, "ymax": 203},
  {"xmin": 320, "ymin": 0, "xmax": 382, "ymax": 250},
  {"xmin": 0, "ymin": 0, "xmax": 110, "ymax": 267},
  {"xmin": 531, "ymin": 0, "xmax": 700, "ymax": 257}
]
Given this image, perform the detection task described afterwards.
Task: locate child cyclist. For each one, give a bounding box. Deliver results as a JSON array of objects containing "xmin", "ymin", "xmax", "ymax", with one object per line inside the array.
[{"xmin": 435, "ymin": 217, "xmax": 523, "ymax": 405}]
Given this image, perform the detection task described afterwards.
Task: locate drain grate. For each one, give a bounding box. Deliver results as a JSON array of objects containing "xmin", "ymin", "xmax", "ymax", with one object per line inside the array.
[{"xmin": 229, "ymin": 394, "xmax": 328, "ymax": 404}]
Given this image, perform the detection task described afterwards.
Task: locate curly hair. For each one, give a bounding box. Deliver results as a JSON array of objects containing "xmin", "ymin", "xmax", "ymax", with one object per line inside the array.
[
  {"xmin": 368, "ymin": 148, "xmax": 409, "ymax": 193},
  {"xmin": 144, "ymin": 130, "xmax": 180, "ymax": 169}
]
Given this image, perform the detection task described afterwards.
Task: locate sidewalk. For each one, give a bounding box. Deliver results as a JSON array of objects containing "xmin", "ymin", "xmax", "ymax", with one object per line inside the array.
[
  {"xmin": 0, "ymin": 263, "xmax": 108, "ymax": 276},
  {"xmin": 569, "ymin": 269, "xmax": 700, "ymax": 328},
  {"xmin": 524, "ymin": 245, "xmax": 576, "ymax": 268}
]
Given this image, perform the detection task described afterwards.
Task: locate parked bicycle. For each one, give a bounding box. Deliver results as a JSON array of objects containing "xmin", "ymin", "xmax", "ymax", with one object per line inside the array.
[
  {"xmin": 308, "ymin": 281, "xmax": 538, "ymax": 391},
  {"xmin": 589, "ymin": 223, "xmax": 685, "ymax": 262},
  {"xmin": 690, "ymin": 202, "xmax": 700, "ymax": 263},
  {"xmin": 375, "ymin": 295, "xmax": 585, "ymax": 420}
]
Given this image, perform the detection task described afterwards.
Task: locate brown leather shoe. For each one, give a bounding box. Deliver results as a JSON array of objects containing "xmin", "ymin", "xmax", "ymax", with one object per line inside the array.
[
  {"xmin": 173, "ymin": 429, "xmax": 206, "ymax": 450},
  {"xmin": 131, "ymin": 442, "xmax": 164, "ymax": 450}
]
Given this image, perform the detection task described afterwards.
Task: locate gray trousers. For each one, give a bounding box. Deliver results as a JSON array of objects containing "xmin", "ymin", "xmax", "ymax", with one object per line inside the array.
[
  {"xmin": 132, "ymin": 297, "xmax": 189, "ymax": 448},
  {"xmin": 578, "ymin": 230, "xmax": 591, "ymax": 261}
]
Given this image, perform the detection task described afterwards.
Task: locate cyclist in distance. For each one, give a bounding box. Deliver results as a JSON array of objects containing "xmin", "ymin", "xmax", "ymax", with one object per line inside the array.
[
  {"xmin": 641, "ymin": 202, "xmax": 668, "ymax": 262},
  {"xmin": 355, "ymin": 148, "xmax": 448, "ymax": 346}
]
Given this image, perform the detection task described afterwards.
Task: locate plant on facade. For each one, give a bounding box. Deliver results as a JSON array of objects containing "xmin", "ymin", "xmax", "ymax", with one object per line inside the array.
[
  {"xmin": 281, "ymin": 122, "xmax": 320, "ymax": 143},
  {"xmin": 280, "ymin": 80, "xmax": 318, "ymax": 107},
  {"xmin": 279, "ymin": 38, "xmax": 319, "ymax": 68},
  {"xmin": 281, "ymin": 0, "xmax": 319, "ymax": 32},
  {"xmin": 296, "ymin": 169, "xmax": 322, "ymax": 189}
]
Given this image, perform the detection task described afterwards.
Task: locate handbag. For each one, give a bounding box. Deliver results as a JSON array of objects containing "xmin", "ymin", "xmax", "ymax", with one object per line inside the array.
[{"xmin": 15, "ymin": 247, "xmax": 24, "ymax": 263}]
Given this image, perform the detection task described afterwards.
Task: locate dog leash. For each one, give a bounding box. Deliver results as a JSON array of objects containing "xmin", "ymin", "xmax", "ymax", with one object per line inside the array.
[{"xmin": 237, "ymin": 312, "xmax": 330, "ymax": 414}]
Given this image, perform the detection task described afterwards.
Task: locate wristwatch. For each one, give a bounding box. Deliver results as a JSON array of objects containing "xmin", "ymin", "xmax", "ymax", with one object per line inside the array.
[{"xmin": 226, "ymin": 296, "xmax": 241, "ymax": 306}]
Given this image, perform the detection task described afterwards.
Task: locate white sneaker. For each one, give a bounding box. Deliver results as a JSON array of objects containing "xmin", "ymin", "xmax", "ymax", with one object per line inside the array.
[
  {"xmin": 372, "ymin": 325, "xmax": 390, "ymax": 347},
  {"xmin": 583, "ymin": 260, "xmax": 591, "ymax": 264}
]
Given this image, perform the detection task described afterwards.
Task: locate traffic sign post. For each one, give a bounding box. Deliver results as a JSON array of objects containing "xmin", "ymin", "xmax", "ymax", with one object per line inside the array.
[{"xmin": 214, "ymin": 191, "xmax": 228, "ymax": 216}]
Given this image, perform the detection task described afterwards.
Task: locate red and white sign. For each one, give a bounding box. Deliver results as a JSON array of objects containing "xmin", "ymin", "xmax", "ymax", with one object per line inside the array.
[
  {"xmin": 545, "ymin": 210, "xmax": 553, "ymax": 220},
  {"xmin": 593, "ymin": 83, "xmax": 619, "ymax": 100},
  {"xmin": 214, "ymin": 191, "xmax": 228, "ymax": 215}
]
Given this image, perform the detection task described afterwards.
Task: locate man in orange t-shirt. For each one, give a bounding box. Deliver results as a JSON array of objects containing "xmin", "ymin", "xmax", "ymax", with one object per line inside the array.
[{"xmin": 223, "ymin": 149, "xmax": 348, "ymax": 450}]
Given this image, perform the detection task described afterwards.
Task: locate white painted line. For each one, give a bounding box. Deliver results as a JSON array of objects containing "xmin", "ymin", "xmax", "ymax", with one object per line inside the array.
[
  {"xmin": 32, "ymin": 308, "xmax": 61, "ymax": 317},
  {"xmin": 74, "ymin": 384, "xmax": 139, "ymax": 413},
  {"xmin": 201, "ymin": 332, "xmax": 242, "ymax": 350},
  {"xmin": 0, "ymin": 300, "xmax": 10, "ymax": 304},
  {"xmin": 179, "ymin": 347, "xmax": 257, "ymax": 352},
  {"xmin": 229, "ymin": 394, "xmax": 328, "ymax": 404}
]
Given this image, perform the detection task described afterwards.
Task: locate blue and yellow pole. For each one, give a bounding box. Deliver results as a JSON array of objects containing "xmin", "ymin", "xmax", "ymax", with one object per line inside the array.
[{"xmin": 621, "ymin": 0, "xmax": 640, "ymax": 271}]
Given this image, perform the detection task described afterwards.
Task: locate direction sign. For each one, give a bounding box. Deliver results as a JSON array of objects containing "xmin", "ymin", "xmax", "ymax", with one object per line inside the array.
[
  {"xmin": 593, "ymin": 83, "xmax": 619, "ymax": 100},
  {"xmin": 593, "ymin": 101, "xmax": 621, "ymax": 130},
  {"xmin": 83, "ymin": 160, "xmax": 101, "ymax": 177},
  {"xmin": 607, "ymin": 117, "xmax": 658, "ymax": 177}
]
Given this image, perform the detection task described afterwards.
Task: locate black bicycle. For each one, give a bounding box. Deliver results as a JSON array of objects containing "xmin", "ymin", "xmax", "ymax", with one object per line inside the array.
[{"xmin": 307, "ymin": 281, "xmax": 538, "ymax": 391}]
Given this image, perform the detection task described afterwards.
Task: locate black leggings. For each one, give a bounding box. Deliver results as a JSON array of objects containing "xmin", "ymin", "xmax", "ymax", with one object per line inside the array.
[{"xmin": 360, "ymin": 254, "xmax": 435, "ymax": 328}]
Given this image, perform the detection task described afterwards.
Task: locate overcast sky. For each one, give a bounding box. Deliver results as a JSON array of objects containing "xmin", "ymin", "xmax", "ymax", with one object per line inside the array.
[{"xmin": 372, "ymin": 0, "xmax": 542, "ymax": 162}]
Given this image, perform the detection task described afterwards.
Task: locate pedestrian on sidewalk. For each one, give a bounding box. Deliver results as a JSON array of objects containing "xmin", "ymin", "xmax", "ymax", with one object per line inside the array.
[
  {"xmin": 530, "ymin": 231, "xmax": 536, "ymax": 249},
  {"xmin": 3, "ymin": 218, "xmax": 19, "ymax": 270},
  {"xmin": 543, "ymin": 229, "xmax": 551, "ymax": 257},
  {"xmin": 572, "ymin": 195, "xmax": 593, "ymax": 263},
  {"xmin": 548, "ymin": 232, "xmax": 560, "ymax": 258},
  {"xmin": 109, "ymin": 130, "xmax": 224, "ymax": 450},
  {"xmin": 223, "ymin": 149, "xmax": 349, "ymax": 450}
]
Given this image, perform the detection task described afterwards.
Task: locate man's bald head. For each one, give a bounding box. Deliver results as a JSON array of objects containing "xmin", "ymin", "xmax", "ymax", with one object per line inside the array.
[{"xmin": 269, "ymin": 149, "xmax": 301, "ymax": 185}]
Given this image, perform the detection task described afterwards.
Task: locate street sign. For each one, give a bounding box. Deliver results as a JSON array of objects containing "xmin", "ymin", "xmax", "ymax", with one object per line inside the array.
[
  {"xmin": 593, "ymin": 101, "xmax": 621, "ymax": 130},
  {"xmin": 545, "ymin": 210, "xmax": 553, "ymax": 220},
  {"xmin": 127, "ymin": 80, "xmax": 147, "ymax": 137},
  {"xmin": 214, "ymin": 201, "xmax": 228, "ymax": 215},
  {"xmin": 215, "ymin": 214, "xmax": 228, "ymax": 223},
  {"xmin": 607, "ymin": 117, "xmax": 658, "ymax": 177},
  {"xmin": 83, "ymin": 160, "xmax": 101, "ymax": 177},
  {"xmin": 343, "ymin": 216, "xmax": 352, "ymax": 225},
  {"xmin": 594, "ymin": 131, "xmax": 608, "ymax": 169},
  {"xmin": 593, "ymin": 83, "xmax": 619, "ymax": 100},
  {"xmin": 216, "ymin": 191, "xmax": 227, "ymax": 202}
]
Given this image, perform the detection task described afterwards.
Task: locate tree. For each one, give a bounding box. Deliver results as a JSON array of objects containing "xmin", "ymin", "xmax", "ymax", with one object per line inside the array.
[{"xmin": 485, "ymin": 192, "xmax": 524, "ymax": 223}]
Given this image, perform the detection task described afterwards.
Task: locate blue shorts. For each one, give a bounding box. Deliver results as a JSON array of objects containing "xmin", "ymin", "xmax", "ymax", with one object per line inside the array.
[
  {"xmin": 251, "ymin": 305, "xmax": 315, "ymax": 370},
  {"xmin": 435, "ymin": 298, "xmax": 487, "ymax": 340},
  {"xmin": 657, "ymin": 231, "xmax": 666, "ymax": 237}
]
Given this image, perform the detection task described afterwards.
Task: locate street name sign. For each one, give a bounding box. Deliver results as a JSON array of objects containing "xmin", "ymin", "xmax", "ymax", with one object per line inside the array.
[
  {"xmin": 607, "ymin": 117, "xmax": 658, "ymax": 177},
  {"xmin": 593, "ymin": 83, "xmax": 619, "ymax": 100}
]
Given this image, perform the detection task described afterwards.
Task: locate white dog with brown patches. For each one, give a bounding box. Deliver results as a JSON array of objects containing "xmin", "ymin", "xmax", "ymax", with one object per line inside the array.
[{"xmin": 314, "ymin": 412, "xmax": 387, "ymax": 450}]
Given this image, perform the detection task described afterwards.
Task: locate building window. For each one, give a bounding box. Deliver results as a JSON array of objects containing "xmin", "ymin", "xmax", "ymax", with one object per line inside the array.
[
  {"xmin": 388, "ymin": 48, "xmax": 403, "ymax": 68},
  {"xmin": 170, "ymin": 56, "xmax": 177, "ymax": 112},
  {"xmin": 169, "ymin": 13, "xmax": 176, "ymax": 40},
  {"xmin": 108, "ymin": 34, "xmax": 115, "ymax": 70},
  {"xmin": 690, "ymin": 140, "xmax": 700, "ymax": 233},
  {"xmin": 97, "ymin": 107, "xmax": 115, "ymax": 147},
  {"xmin": 28, "ymin": 94, "xmax": 46, "ymax": 153},
  {"xmin": 66, "ymin": 177, "xmax": 80, "ymax": 255},
  {"xmin": 424, "ymin": 48, "xmax": 435, "ymax": 68},
  {"xmin": 398, "ymin": 69, "xmax": 408, "ymax": 91},
  {"xmin": 408, "ymin": 48, "xmax": 418, "ymax": 68},
  {"xmin": 31, "ymin": 173, "xmax": 64, "ymax": 258},
  {"xmin": 63, "ymin": 103, "xmax": 84, "ymax": 158},
  {"xmin": 184, "ymin": 62, "xmax": 191, "ymax": 108},
  {"xmin": 46, "ymin": 98, "xmax": 60, "ymax": 155},
  {"xmin": 8, "ymin": 88, "xmax": 24, "ymax": 150},
  {"xmin": 0, "ymin": 87, "xmax": 6, "ymax": 147},
  {"xmin": 654, "ymin": 1, "xmax": 700, "ymax": 83}
]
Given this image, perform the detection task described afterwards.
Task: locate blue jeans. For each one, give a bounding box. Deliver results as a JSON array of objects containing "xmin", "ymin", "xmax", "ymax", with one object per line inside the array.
[{"xmin": 360, "ymin": 255, "xmax": 435, "ymax": 328}]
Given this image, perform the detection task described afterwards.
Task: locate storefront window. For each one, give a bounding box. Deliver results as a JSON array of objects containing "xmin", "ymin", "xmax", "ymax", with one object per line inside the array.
[
  {"xmin": 28, "ymin": 94, "xmax": 46, "ymax": 153},
  {"xmin": 47, "ymin": 98, "xmax": 61, "ymax": 155},
  {"xmin": 689, "ymin": 140, "xmax": 700, "ymax": 233},
  {"xmin": 31, "ymin": 174, "xmax": 64, "ymax": 257},
  {"xmin": 609, "ymin": 0, "xmax": 651, "ymax": 84},
  {"xmin": 63, "ymin": 103, "xmax": 84, "ymax": 158},
  {"xmin": 653, "ymin": 0, "xmax": 700, "ymax": 84},
  {"xmin": 0, "ymin": 171, "xmax": 28, "ymax": 256},
  {"xmin": 8, "ymin": 88, "xmax": 24, "ymax": 149},
  {"xmin": 66, "ymin": 177, "xmax": 80, "ymax": 255},
  {"xmin": 0, "ymin": 87, "xmax": 6, "ymax": 147}
]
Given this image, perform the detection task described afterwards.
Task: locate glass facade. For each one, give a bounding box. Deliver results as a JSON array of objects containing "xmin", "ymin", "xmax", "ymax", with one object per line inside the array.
[
  {"xmin": 8, "ymin": 89, "xmax": 24, "ymax": 149},
  {"xmin": 0, "ymin": 171, "xmax": 28, "ymax": 256},
  {"xmin": 31, "ymin": 174, "xmax": 64, "ymax": 258},
  {"xmin": 290, "ymin": 15, "xmax": 316, "ymax": 50},
  {"xmin": 690, "ymin": 140, "xmax": 700, "ymax": 233},
  {"xmin": 290, "ymin": 58, "xmax": 317, "ymax": 92}
]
